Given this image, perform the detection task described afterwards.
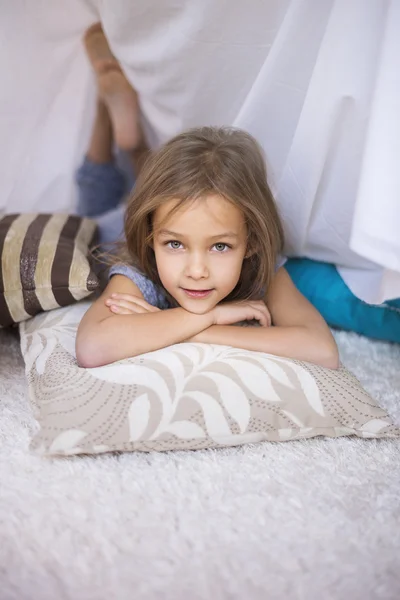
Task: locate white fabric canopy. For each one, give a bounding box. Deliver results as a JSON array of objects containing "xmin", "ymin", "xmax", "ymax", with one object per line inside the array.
[{"xmin": 1, "ymin": 0, "xmax": 399, "ymax": 303}]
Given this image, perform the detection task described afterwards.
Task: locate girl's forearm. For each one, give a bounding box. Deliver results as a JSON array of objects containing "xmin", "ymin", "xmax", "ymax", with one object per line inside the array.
[
  {"xmin": 189, "ymin": 325, "xmax": 339, "ymax": 369},
  {"xmin": 76, "ymin": 308, "xmax": 213, "ymax": 367}
]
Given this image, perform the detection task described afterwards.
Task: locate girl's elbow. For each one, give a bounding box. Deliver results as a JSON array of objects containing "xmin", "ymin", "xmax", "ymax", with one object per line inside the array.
[
  {"xmin": 305, "ymin": 324, "xmax": 339, "ymax": 370},
  {"xmin": 75, "ymin": 330, "xmax": 108, "ymax": 369},
  {"xmin": 76, "ymin": 342, "xmax": 99, "ymax": 369},
  {"xmin": 321, "ymin": 354, "xmax": 340, "ymax": 370},
  {"xmin": 76, "ymin": 325, "xmax": 141, "ymax": 367},
  {"xmin": 320, "ymin": 339, "xmax": 340, "ymax": 370}
]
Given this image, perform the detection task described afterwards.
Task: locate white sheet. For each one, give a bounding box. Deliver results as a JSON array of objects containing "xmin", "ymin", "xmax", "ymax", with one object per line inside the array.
[
  {"xmin": 0, "ymin": 0, "xmax": 97, "ymax": 214},
  {"xmin": 1, "ymin": 0, "xmax": 399, "ymax": 303}
]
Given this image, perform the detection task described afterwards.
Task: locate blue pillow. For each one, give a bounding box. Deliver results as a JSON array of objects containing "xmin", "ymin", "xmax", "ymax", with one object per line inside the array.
[{"xmin": 285, "ymin": 258, "xmax": 400, "ymax": 343}]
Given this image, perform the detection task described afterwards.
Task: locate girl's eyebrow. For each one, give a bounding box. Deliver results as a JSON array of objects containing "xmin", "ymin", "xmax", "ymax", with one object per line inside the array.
[{"xmin": 157, "ymin": 229, "xmax": 239, "ymax": 239}]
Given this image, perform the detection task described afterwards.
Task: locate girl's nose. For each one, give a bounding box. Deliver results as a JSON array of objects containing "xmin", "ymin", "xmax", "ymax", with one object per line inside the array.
[{"xmin": 185, "ymin": 255, "xmax": 209, "ymax": 279}]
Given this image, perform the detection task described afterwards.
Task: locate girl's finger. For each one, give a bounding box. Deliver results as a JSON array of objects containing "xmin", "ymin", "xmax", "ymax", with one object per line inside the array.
[
  {"xmin": 247, "ymin": 304, "xmax": 270, "ymax": 327},
  {"xmin": 254, "ymin": 303, "xmax": 271, "ymax": 326},
  {"xmin": 257, "ymin": 313, "xmax": 267, "ymax": 327},
  {"xmin": 254, "ymin": 309, "xmax": 269, "ymax": 327},
  {"xmin": 106, "ymin": 298, "xmax": 148, "ymax": 311},
  {"xmin": 107, "ymin": 294, "xmax": 158, "ymax": 312},
  {"xmin": 109, "ymin": 301, "xmax": 148, "ymax": 314},
  {"xmin": 262, "ymin": 309, "xmax": 271, "ymax": 327},
  {"xmin": 110, "ymin": 293, "xmax": 150, "ymax": 307}
]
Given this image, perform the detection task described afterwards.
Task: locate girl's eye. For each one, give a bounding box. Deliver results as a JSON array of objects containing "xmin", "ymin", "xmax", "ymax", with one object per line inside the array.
[
  {"xmin": 213, "ymin": 243, "xmax": 230, "ymax": 252},
  {"xmin": 167, "ymin": 241, "xmax": 183, "ymax": 250}
]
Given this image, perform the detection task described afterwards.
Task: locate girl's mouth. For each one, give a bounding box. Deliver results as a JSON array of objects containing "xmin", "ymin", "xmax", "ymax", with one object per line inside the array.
[{"xmin": 182, "ymin": 288, "xmax": 214, "ymax": 298}]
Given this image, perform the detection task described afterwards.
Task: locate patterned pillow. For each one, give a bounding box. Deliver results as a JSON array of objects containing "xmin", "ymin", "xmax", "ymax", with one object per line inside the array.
[
  {"xmin": 0, "ymin": 213, "xmax": 99, "ymax": 327},
  {"xmin": 19, "ymin": 302, "xmax": 400, "ymax": 457}
]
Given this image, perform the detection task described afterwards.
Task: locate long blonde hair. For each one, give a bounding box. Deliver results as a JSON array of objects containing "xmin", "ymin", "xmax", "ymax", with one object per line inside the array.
[{"xmin": 121, "ymin": 126, "xmax": 284, "ymax": 300}]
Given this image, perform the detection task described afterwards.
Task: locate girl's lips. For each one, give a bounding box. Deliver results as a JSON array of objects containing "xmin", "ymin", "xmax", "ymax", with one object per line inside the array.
[{"xmin": 182, "ymin": 288, "xmax": 213, "ymax": 298}]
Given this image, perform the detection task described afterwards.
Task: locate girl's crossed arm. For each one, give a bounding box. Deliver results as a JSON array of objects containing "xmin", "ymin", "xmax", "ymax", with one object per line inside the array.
[
  {"xmin": 77, "ymin": 270, "xmax": 339, "ymax": 369},
  {"xmin": 189, "ymin": 268, "xmax": 340, "ymax": 369},
  {"xmin": 76, "ymin": 275, "xmax": 214, "ymax": 368},
  {"xmin": 76, "ymin": 275, "xmax": 270, "ymax": 368}
]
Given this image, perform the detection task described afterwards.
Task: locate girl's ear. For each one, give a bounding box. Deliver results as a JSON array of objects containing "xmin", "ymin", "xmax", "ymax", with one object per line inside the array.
[{"xmin": 245, "ymin": 243, "xmax": 257, "ymax": 259}]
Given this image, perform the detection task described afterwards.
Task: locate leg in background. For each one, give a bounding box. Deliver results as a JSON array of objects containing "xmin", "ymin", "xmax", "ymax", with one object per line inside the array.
[
  {"xmin": 87, "ymin": 99, "xmax": 113, "ymax": 164},
  {"xmin": 76, "ymin": 98, "xmax": 126, "ymax": 219},
  {"xmin": 84, "ymin": 22, "xmax": 142, "ymax": 151},
  {"xmin": 76, "ymin": 23, "xmax": 149, "ymax": 244},
  {"xmin": 128, "ymin": 140, "xmax": 150, "ymax": 180}
]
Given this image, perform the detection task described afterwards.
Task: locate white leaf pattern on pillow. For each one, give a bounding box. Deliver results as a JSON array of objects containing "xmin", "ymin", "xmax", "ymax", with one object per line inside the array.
[
  {"xmin": 199, "ymin": 371, "xmax": 250, "ymax": 433},
  {"xmin": 92, "ymin": 364, "xmax": 175, "ymax": 435},
  {"xmin": 143, "ymin": 344, "xmax": 241, "ymax": 438},
  {"xmin": 183, "ymin": 391, "xmax": 232, "ymax": 438},
  {"xmin": 278, "ymin": 428, "xmax": 294, "ymax": 440},
  {"xmin": 360, "ymin": 419, "xmax": 392, "ymax": 434},
  {"xmin": 90, "ymin": 364, "xmax": 170, "ymax": 395},
  {"xmin": 299, "ymin": 427, "xmax": 314, "ymax": 435},
  {"xmin": 334, "ymin": 426, "xmax": 356, "ymax": 437},
  {"xmin": 269, "ymin": 358, "xmax": 324, "ymax": 416},
  {"xmin": 20, "ymin": 329, "xmax": 45, "ymax": 374},
  {"xmin": 281, "ymin": 410, "xmax": 304, "ymax": 428},
  {"xmin": 293, "ymin": 368, "xmax": 324, "ymax": 415},
  {"xmin": 128, "ymin": 393, "xmax": 151, "ymax": 441},
  {"xmin": 92, "ymin": 445, "xmax": 110, "ymax": 453},
  {"xmin": 169, "ymin": 343, "xmax": 205, "ymax": 365},
  {"xmin": 49, "ymin": 429, "xmax": 87, "ymax": 454},
  {"xmin": 36, "ymin": 335, "xmax": 57, "ymax": 375},
  {"xmin": 20, "ymin": 302, "xmax": 90, "ymax": 373},
  {"xmin": 166, "ymin": 421, "xmax": 204, "ymax": 439},
  {"xmin": 222, "ymin": 358, "xmax": 282, "ymax": 403},
  {"xmin": 178, "ymin": 343, "xmax": 230, "ymax": 366},
  {"xmin": 147, "ymin": 350, "xmax": 187, "ymax": 399},
  {"xmin": 248, "ymin": 355, "xmax": 296, "ymax": 389}
]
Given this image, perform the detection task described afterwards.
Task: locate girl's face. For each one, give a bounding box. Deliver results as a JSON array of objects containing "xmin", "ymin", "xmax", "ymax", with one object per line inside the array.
[{"xmin": 152, "ymin": 194, "xmax": 248, "ymax": 314}]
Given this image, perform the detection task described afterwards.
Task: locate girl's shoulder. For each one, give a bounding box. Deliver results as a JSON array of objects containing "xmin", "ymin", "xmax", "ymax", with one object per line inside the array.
[{"xmin": 108, "ymin": 264, "xmax": 170, "ymax": 309}]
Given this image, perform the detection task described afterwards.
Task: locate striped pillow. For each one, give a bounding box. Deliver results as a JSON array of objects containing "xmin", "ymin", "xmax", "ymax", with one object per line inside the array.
[{"xmin": 0, "ymin": 213, "xmax": 99, "ymax": 327}]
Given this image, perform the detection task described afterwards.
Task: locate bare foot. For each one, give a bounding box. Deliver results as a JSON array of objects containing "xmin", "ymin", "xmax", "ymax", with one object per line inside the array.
[{"xmin": 84, "ymin": 23, "xmax": 142, "ymax": 151}]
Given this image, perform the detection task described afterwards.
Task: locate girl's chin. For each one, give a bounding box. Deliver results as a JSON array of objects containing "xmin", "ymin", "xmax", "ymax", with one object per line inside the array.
[{"xmin": 176, "ymin": 296, "xmax": 219, "ymax": 315}]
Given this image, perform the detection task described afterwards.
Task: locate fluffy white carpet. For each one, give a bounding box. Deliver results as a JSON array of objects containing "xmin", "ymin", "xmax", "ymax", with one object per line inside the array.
[{"xmin": 1, "ymin": 327, "xmax": 399, "ymax": 600}]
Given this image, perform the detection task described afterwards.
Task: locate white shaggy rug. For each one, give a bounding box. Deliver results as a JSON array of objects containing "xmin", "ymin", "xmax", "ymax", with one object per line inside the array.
[{"xmin": 1, "ymin": 327, "xmax": 399, "ymax": 600}]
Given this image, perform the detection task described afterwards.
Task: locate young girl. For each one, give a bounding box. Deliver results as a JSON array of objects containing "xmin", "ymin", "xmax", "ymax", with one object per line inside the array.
[{"xmin": 76, "ymin": 126, "xmax": 339, "ymax": 370}]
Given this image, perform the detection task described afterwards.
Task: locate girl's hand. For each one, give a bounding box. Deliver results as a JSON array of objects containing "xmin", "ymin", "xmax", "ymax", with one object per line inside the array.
[
  {"xmin": 105, "ymin": 293, "xmax": 161, "ymax": 315},
  {"xmin": 212, "ymin": 300, "xmax": 271, "ymax": 327}
]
